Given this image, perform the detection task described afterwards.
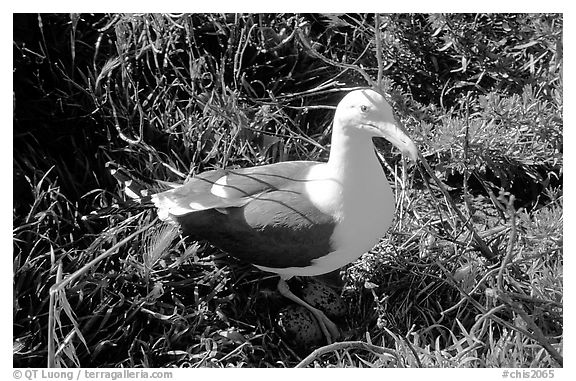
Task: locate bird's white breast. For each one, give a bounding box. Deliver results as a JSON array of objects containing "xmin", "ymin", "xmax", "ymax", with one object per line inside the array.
[{"xmin": 299, "ymin": 162, "xmax": 395, "ymax": 275}]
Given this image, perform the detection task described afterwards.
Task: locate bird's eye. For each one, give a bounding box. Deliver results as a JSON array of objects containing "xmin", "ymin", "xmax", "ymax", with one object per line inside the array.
[{"xmin": 360, "ymin": 105, "xmax": 369, "ymax": 112}]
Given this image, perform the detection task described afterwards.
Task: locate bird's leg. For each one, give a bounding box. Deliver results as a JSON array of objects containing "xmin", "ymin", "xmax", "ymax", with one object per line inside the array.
[{"xmin": 277, "ymin": 278, "xmax": 340, "ymax": 344}]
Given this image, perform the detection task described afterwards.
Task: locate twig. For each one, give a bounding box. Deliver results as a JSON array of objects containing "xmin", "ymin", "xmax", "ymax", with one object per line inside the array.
[
  {"xmin": 496, "ymin": 291, "xmax": 563, "ymax": 367},
  {"xmin": 374, "ymin": 14, "xmax": 384, "ymax": 86},
  {"xmin": 296, "ymin": 28, "xmax": 376, "ymax": 88},
  {"xmin": 469, "ymin": 304, "xmax": 508, "ymax": 338},
  {"xmin": 295, "ymin": 340, "xmax": 401, "ymax": 368},
  {"xmin": 473, "ymin": 171, "xmax": 506, "ymax": 220},
  {"xmin": 417, "ymin": 163, "xmax": 458, "ymax": 236},
  {"xmin": 106, "ymin": 64, "xmax": 145, "ymax": 145},
  {"xmin": 440, "ymin": 266, "xmax": 500, "ymax": 316},
  {"xmin": 234, "ymin": 22, "xmax": 258, "ymax": 87},
  {"xmin": 497, "ymin": 194, "xmax": 517, "ymax": 290},
  {"xmin": 417, "ymin": 153, "xmax": 497, "ymax": 262},
  {"xmin": 109, "ymin": 90, "xmax": 144, "ymax": 145},
  {"xmin": 215, "ymin": 341, "xmax": 251, "ymax": 363}
]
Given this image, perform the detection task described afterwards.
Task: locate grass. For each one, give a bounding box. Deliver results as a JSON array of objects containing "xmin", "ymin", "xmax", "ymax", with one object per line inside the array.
[{"xmin": 13, "ymin": 13, "xmax": 562, "ymax": 368}]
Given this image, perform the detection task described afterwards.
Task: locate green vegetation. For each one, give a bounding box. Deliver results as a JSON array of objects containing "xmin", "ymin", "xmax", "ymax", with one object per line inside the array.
[{"xmin": 13, "ymin": 13, "xmax": 562, "ymax": 367}]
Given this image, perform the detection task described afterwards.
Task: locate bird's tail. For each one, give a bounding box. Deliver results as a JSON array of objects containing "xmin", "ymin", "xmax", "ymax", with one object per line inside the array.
[{"xmin": 106, "ymin": 161, "xmax": 156, "ymax": 204}]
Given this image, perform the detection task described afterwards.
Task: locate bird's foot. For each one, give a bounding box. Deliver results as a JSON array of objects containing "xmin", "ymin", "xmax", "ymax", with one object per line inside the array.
[
  {"xmin": 277, "ymin": 278, "xmax": 340, "ymax": 344},
  {"xmin": 308, "ymin": 307, "xmax": 340, "ymax": 344}
]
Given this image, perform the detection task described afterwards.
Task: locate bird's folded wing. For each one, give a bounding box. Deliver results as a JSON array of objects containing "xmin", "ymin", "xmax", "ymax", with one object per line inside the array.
[{"xmin": 152, "ymin": 161, "xmax": 319, "ymax": 218}]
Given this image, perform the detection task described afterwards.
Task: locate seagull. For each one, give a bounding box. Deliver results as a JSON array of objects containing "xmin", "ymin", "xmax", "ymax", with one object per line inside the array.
[{"xmin": 120, "ymin": 89, "xmax": 418, "ymax": 343}]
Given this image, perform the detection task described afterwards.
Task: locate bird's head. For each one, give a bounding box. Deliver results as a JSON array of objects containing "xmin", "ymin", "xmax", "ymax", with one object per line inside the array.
[{"xmin": 334, "ymin": 89, "xmax": 418, "ymax": 162}]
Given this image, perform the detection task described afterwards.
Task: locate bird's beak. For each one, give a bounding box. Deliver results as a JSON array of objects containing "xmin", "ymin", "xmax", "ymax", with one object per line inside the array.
[{"xmin": 374, "ymin": 122, "xmax": 419, "ymax": 162}]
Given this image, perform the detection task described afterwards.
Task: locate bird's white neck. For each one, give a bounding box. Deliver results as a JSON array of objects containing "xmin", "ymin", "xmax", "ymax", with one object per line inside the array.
[{"xmin": 327, "ymin": 127, "xmax": 382, "ymax": 182}]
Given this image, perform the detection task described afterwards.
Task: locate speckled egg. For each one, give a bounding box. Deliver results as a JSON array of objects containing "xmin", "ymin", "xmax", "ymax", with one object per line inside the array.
[
  {"xmin": 277, "ymin": 304, "xmax": 324, "ymax": 347},
  {"xmin": 301, "ymin": 280, "xmax": 347, "ymax": 319}
]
